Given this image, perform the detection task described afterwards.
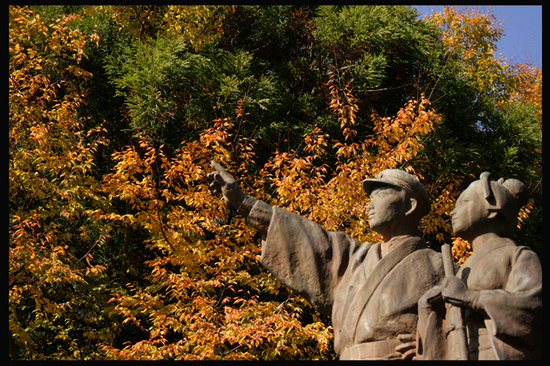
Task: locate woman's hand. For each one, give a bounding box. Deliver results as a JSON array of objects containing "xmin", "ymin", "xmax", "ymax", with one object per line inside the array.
[{"xmin": 441, "ymin": 276, "xmax": 479, "ymax": 308}]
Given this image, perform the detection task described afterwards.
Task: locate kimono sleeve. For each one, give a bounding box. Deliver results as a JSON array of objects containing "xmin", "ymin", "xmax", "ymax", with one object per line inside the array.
[
  {"xmin": 475, "ymin": 246, "xmax": 542, "ymax": 350},
  {"xmin": 250, "ymin": 204, "xmax": 363, "ymax": 315}
]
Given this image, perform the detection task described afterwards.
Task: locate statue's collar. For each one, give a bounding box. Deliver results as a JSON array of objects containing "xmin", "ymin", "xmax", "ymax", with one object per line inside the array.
[{"xmin": 380, "ymin": 235, "xmax": 427, "ymax": 256}]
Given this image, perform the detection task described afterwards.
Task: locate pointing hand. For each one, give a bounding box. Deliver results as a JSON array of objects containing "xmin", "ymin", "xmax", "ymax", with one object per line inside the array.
[{"xmin": 207, "ymin": 161, "xmax": 246, "ymax": 208}]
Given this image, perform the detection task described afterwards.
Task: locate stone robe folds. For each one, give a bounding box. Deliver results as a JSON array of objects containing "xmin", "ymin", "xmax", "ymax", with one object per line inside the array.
[
  {"xmin": 247, "ymin": 199, "xmax": 445, "ymax": 360},
  {"xmin": 416, "ymin": 238, "xmax": 542, "ymax": 360}
]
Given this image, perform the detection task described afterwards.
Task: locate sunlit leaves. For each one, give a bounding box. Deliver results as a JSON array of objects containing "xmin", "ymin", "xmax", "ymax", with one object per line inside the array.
[
  {"xmin": 94, "ymin": 5, "xmax": 166, "ymax": 42},
  {"xmin": 509, "ymin": 63, "xmax": 542, "ymax": 123},
  {"xmin": 95, "ymin": 95, "xmax": 334, "ymax": 359},
  {"xmin": 160, "ymin": 5, "xmax": 236, "ymax": 51},
  {"xmin": 423, "ymin": 6, "xmax": 515, "ymax": 105},
  {"xmin": 9, "ymin": 5, "xmax": 111, "ymax": 360},
  {"xmin": 450, "ymin": 237, "xmax": 471, "ymax": 265},
  {"xmin": 265, "ymin": 69, "xmax": 440, "ymax": 245}
]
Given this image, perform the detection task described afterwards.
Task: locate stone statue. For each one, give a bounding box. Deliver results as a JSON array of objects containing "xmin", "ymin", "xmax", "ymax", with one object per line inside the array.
[
  {"xmin": 416, "ymin": 172, "xmax": 542, "ymax": 360},
  {"xmin": 208, "ymin": 161, "xmax": 445, "ymax": 360}
]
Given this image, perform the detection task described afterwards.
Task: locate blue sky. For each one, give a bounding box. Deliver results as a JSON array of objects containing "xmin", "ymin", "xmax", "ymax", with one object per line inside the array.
[{"xmin": 414, "ymin": 5, "xmax": 542, "ymax": 68}]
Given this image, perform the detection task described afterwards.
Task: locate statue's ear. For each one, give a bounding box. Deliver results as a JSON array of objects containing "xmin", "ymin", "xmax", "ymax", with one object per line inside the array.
[{"xmin": 405, "ymin": 197, "xmax": 418, "ymax": 217}]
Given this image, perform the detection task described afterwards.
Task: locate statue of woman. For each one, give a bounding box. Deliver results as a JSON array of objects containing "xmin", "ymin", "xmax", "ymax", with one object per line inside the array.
[{"xmin": 416, "ymin": 172, "xmax": 542, "ymax": 360}]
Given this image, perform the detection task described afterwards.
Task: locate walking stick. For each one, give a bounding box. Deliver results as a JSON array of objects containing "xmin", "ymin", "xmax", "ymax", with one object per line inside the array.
[{"xmin": 441, "ymin": 244, "xmax": 469, "ymax": 360}]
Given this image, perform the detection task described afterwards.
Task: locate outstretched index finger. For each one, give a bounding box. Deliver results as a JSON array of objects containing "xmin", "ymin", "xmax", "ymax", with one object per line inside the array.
[{"xmin": 210, "ymin": 160, "xmax": 232, "ymax": 181}]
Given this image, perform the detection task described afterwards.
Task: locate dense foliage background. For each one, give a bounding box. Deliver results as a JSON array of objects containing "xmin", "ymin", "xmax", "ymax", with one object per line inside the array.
[{"xmin": 9, "ymin": 5, "xmax": 541, "ymax": 360}]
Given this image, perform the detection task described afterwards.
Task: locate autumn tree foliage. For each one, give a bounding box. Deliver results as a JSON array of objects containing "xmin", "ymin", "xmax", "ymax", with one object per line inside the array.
[
  {"xmin": 9, "ymin": 6, "xmax": 111, "ymax": 359},
  {"xmin": 421, "ymin": 5, "xmax": 542, "ymax": 261},
  {"xmin": 9, "ymin": 5, "xmax": 541, "ymax": 360},
  {"xmin": 93, "ymin": 116, "xmax": 334, "ymax": 359}
]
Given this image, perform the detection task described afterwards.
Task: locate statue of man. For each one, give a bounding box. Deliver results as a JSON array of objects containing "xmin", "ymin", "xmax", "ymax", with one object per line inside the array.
[
  {"xmin": 416, "ymin": 172, "xmax": 542, "ymax": 360},
  {"xmin": 208, "ymin": 161, "xmax": 445, "ymax": 360}
]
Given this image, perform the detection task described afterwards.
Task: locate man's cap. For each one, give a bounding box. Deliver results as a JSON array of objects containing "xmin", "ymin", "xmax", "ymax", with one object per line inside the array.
[{"xmin": 362, "ymin": 169, "xmax": 431, "ymax": 218}]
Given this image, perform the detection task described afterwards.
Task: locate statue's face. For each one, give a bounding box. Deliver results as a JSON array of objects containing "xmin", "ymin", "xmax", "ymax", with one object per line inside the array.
[
  {"xmin": 450, "ymin": 184, "xmax": 486, "ymax": 239},
  {"xmin": 367, "ymin": 186, "xmax": 408, "ymax": 234}
]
